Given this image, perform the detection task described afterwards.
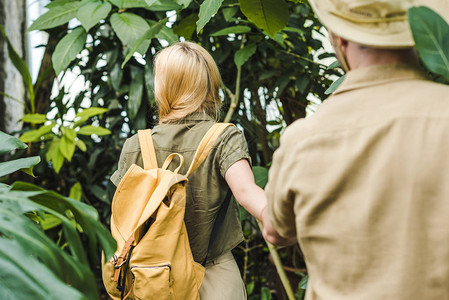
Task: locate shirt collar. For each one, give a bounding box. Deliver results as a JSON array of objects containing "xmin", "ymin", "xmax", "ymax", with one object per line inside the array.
[
  {"xmin": 334, "ymin": 63, "xmax": 429, "ymax": 95},
  {"xmin": 159, "ymin": 112, "xmax": 214, "ymax": 125}
]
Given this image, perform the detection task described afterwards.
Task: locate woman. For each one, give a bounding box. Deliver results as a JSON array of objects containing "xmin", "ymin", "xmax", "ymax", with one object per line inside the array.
[{"xmin": 111, "ymin": 42, "xmax": 267, "ymax": 299}]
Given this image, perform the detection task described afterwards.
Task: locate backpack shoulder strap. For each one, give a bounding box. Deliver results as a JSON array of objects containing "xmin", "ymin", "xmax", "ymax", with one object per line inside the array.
[
  {"xmin": 137, "ymin": 129, "xmax": 158, "ymax": 170},
  {"xmin": 185, "ymin": 123, "xmax": 234, "ymax": 177}
]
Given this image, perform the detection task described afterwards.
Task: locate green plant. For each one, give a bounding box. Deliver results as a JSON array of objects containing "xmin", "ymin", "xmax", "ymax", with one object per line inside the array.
[
  {"xmin": 409, "ymin": 6, "xmax": 449, "ymax": 83},
  {"xmin": 0, "ymin": 131, "xmax": 116, "ymax": 299},
  {"xmin": 13, "ymin": 0, "xmax": 338, "ymax": 297}
]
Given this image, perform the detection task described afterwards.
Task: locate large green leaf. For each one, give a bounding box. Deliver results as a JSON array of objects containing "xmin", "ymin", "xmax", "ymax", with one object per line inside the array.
[
  {"xmin": 19, "ymin": 123, "xmax": 55, "ymax": 143},
  {"xmin": 10, "ymin": 182, "xmax": 116, "ymax": 266},
  {"xmin": 46, "ymin": 138, "xmax": 64, "ymax": 173},
  {"xmin": 0, "ymin": 131, "xmax": 27, "ymax": 156},
  {"xmin": 0, "ymin": 238, "xmax": 86, "ymax": 300},
  {"xmin": 0, "ymin": 25, "xmax": 35, "ymax": 105},
  {"xmin": 325, "ymin": 75, "xmax": 345, "ymax": 95},
  {"xmin": 234, "ymin": 43, "xmax": 257, "ymax": 67},
  {"xmin": 144, "ymin": 0, "xmax": 182, "ymax": 10},
  {"xmin": 28, "ymin": 2, "xmax": 81, "ymax": 31},
  {"xmin": 110, "ymin": 12, "xmax": 150, "ymax": 54},
  {"xmin": 176, "ymin": 0, "xmax": 192, "ymax": 8},
  {"xmin": 0, "ymin": 182, "xmax": 115, "ymax": 298},
  {"xmin": 252, "ymin": 166, "xmax": 268, "ymax": 188},
  {"xmin": 239, "ymin": 0, "xmax": 289, "ymax": 37},
  {"xmin": 77, "ymin": 125, "xmax": 111, "ymax": 136},
  {"xmin": 22, "ymin": 114, "xmax": 47, "ymax": 124},
  {"xmin": 60, "ymin": 134, "xmax": 76, "ymax": 162},
  {"xmin": 121, "ymin": 19, "xmax": 166, "ymax": 67},
  {"xmin": 0, "ymin": 157, "xmax": 41, "ymax": 178},
  {"xmin": 409, "ymin": 6, "xmax": 449, "ymax": 82},
  {"xmin": 173, "ymin": 13, "xmax": 198, "ymax": 39},
  {"xmin": 197, "ymin": 0, "xmax": 224, "ymax": 34},
  {"xmin": 77, "ymin": 1, "xmax": 112, "ymax": 32},
  {"xmin": 52, "ymin": 27, "xmax": 87, "ymax": 75},
  {"xmin": 211, "ymin": 25, "xmax": 252, "ymax": 36},
  {"xmin": 128, "ymin": 66, "xmax": 144, "ymax": 120},
  {"xmin": 110, "ymin": 0, "xmax": 150, "ymax": 8},
  {"xmin": 75, "ymin": 107, "xmax": 108, "ymax": 119}
]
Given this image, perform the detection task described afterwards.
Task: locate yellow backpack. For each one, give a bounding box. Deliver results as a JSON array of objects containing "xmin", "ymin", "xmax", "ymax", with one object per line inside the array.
[{"xmin": 102, "ymin": 123, "xmax": 233, "ymax": 300}]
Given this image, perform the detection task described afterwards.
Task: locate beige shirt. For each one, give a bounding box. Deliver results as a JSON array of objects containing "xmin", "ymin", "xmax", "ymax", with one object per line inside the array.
[
  {"xmin": 266, "ymin": 64, "xmax": 449, "ymax": 300},
  {"xmin": 111, "ymin": 113, "xmax": 250, "ymax": 263}
]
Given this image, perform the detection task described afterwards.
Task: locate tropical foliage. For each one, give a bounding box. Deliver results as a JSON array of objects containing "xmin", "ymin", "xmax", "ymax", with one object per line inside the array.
[
  {"xmin": 0, "ymin": 131, "xmax": 115, "ymax": 299},
  {"xmin": 2, "ymin": 0, "xmax": 448, "ymax": 298}
]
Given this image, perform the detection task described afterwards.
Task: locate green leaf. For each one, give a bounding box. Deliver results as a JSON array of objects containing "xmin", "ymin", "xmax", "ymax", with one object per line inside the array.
[
  {"xmin": 52, "ymin": 27, "xmax": 87, "ymax": 75},
  {"xmin": 246, "ymin": 281, "xmax": 255, "ymax": 295},
  {"xmin": 0, "ymin": 131, "xmax": 27, "ymax": 156},
  {"xmin": 110, "ymin": 12, "xmax": 150, "ymax": 54},
  {"xmin": 46, "ymin": 0, "xmax": 77, "ymax": 8},
  {"xmin": 173, "ymin": 14, "xmax": 198, "ymax": 39},
  {"xmin": 0, "ymin": 25, "xmax": 35, "ymax": 105},
  {"xmin": 121, "ymin": 19, "xmax": 166, "ymax": 68},
  {"xmin": 111, "ymin": 0, "xmax": 149, "ymax": 8},
  {"xmin": 69, "ymin": 182, "xmax": 83, "ymax": 201},
  {"xmin": 0, "ymin": 157, "xmax": 41, "ymax": 178},
  {"xmin": 28, "ymin": 2, "xmax": 81, "ymax": 31},
  {"xmin": 260, "ymin": 286, "xmax": 272, "ymax": 300},
  {"xmin": 48, "ymin": 141, "xmax": 65, "ymax": 173},
  {"xmin": 75, "ymin": 139, "xmax": 87, "ymax": 152},
  {"xmin": 409, "ymin": 6, "xmax": 449, "ymax": 81},
  {"xmin": 155, "ymin": 25, "xmax": 179, "ymax": 44},
  {"xmin": 77, "ymin": 125, "xmax": 111, "ymax": 136},
  {"xmin": 211, "ymin": 25, "xmax": 251, "ymax": 36},
  {"xmin": 239, "ymin": 0, "xmax": 289, "ymax": 37},
  {"xmin": 128, "ymin": 66, "xmax": 144, "ymax": 120},
  {"xmin": 77, "ymin": 1, "xmax": 112, "ymax": 32},
  {"xmin": 109, "ymin": 0, "xmax": 123, "ymax": 8},
  {"xmin": 0, "ymin": 238, "xmax": 85, "ymax": 299},
  {"xmin": 328, "ymin": 60, "xmax": 340, "ymax": 69},
  {"xmin": 22, "ymin": 114, "xmax": 47, "ymax": 124},
  {"xmin": 39, "ymin": 213, "xmax": 63, "ymax": 230},
  {"xmin": 144, "ymin": 0, "xmax": 182, "ymax": 11},
  {"xmin": 62, "ymin": 127, "xmax": 77, "ymax": 141},
  {"xmin": 19, "ymin": 124, "xmax": 55, "ymax": 143},
  {"xmin": 197, "ymin": 0, "xmax": 224, "ymax": 34},
  {"xmin": 76, "ymin": 107, "xmax": 108, "ymax": 119},
  {"xmin": 234, "ymin": 43, "xmax": 257, "ymax": 67},
  {"xmin": 325, "ymin": 75, "xmax": 345, "ymax": 95},
  {"xmin": 223, "ymin": 7, "xmax": 239, "ymax": 22},
  {"xmin": 252, "ymin": 166, "xmax": 268, "ymax": 188},
  {"xmin": 176, "ymin": 0, "xmax": 192, "ymax": 8},
  {"xmin": 59, "ymin": 134, "xmax": 76, "ymax": 162},
  {"xmin": 144, "ymin": 0, "xmax": 157, "ymax": 6}
]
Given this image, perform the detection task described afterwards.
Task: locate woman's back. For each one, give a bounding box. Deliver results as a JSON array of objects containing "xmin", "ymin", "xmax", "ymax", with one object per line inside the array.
[{"xmin": 111, "ymin": 112, "xmax": 250, "ymax": 263}]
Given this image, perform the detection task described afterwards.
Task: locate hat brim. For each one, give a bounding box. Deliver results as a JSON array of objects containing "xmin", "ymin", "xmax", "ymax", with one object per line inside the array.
[{"xmin": 309, "ymin": 0, "xmax": 415, "ymax": 49}]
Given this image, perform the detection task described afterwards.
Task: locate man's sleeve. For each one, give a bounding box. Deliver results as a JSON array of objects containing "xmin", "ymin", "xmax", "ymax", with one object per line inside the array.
[{"xmin": 265, "ymin": 124, "xmax": 302, "ymax": 239}]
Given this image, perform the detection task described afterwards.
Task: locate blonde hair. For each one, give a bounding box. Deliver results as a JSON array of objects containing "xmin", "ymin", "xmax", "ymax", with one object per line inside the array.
[{"xmin": 154, "ymin": 42, "xmax": 222, "ymax": 123}]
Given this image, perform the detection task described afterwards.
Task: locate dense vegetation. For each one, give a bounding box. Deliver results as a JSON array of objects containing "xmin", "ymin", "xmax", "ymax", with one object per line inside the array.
[{"xmin": 1, "ymin": 0, "xmax": 448, "ymax": 298}]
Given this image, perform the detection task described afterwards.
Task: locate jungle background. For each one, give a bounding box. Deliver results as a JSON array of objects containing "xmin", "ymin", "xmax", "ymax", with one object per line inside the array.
[{"xmin": 1, "ymin": 0, "xmax": 448, "ymax": 299}]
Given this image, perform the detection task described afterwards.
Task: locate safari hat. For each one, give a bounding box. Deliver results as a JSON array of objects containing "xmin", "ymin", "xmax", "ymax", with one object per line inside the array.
[{"xmin": 309, "ymin": 0, "xmax": 449, "ymax": 49}]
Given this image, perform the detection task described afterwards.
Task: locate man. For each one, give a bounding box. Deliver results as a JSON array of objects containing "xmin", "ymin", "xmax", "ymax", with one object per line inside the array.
[{"xmin": 261, "ymin": 0, "xmax": 449, "ymax": 299}]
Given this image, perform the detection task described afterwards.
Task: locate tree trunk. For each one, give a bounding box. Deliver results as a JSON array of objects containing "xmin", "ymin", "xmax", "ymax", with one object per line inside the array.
[{"xmin": 0, "ymin": 0, "xmax": 27, "ymax": 134}]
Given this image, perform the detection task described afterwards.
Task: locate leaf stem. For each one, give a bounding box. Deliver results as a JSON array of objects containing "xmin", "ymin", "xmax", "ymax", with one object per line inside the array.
[
  {"xmin": 224, "ymin": 35, "xmax": 246, "ymax": 122},
  {"xmin": 258, "ymin": 221, "xmax": 296, "ymax": 300}
]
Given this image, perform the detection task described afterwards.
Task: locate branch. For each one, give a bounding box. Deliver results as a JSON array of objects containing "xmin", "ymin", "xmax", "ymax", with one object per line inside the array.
[{"xmin": 224, "ymin": 35, "xmax": 246, "ymax": 122}]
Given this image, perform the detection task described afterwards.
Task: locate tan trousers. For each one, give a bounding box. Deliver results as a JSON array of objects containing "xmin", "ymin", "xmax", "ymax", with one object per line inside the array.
[{"xmin": 199, "ymin": 252, "xmax": 247, "ymax": 300}]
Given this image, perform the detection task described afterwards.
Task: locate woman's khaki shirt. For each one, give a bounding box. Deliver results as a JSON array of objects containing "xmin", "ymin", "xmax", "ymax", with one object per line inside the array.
[{"xmin": 110, "ymin": 113, "xmax": 250, "ymax": 263}]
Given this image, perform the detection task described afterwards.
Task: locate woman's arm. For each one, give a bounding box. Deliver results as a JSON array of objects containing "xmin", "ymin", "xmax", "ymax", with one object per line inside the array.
[{"xmin": 225, "ymin": 159, "xmax": 297, "ymax": 246}]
